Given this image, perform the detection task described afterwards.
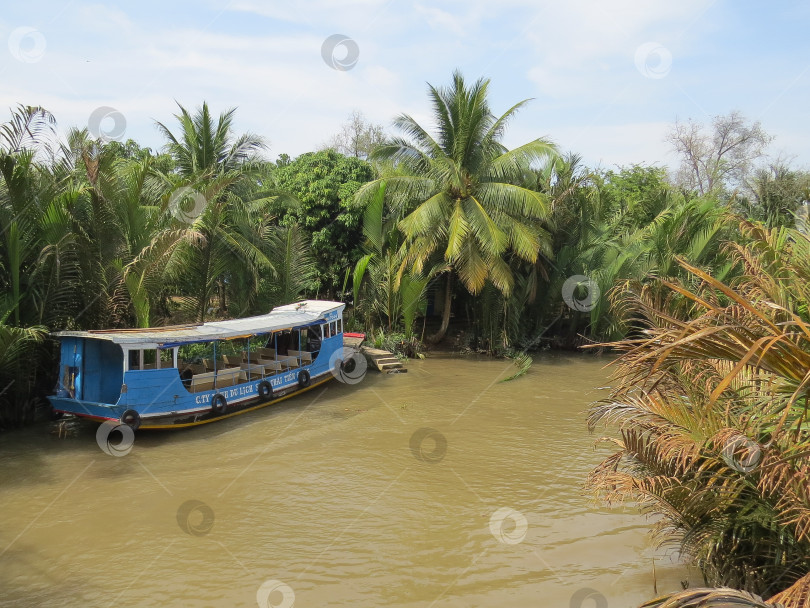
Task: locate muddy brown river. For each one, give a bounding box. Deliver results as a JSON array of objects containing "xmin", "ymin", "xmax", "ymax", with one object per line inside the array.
[{"xmin": 0, "ymin": 354, "xmax": 696, "ymax": 607}]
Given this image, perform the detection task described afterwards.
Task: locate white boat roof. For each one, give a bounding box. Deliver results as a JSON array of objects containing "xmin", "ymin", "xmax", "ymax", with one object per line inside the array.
[{"xmin": 53, "ymin": 300, "xmax": 345, "ymax": 347}]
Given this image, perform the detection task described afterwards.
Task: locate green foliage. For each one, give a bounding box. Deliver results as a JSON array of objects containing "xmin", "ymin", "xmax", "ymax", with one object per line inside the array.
[
  {"xmin": 500, "ymin": 351, "xmax": 532, "ymax": 382},
  {"xmin": 274, "ymin": 149, "xmax": 373, "ymax": 296},
  {"xmin": 370, "ymin": 328, "xmax": 423, "ymax": 358},
  {"xmin": 350, "ymin": 180, "xmax": 431, "ymax": 335},
  {"xmin": 399, "ymin": 271, "xmax": 429, "ymax": 339},
  {"xmin": 256, "ymin": 224, "xmax": 317, "ymax": 310},
  {"xmin": 504, "ymin": 157, "xmax": 733, "ymax": 349},
  {"xmin": 155, "ymin": 101, "xmax": 266, "ymax": 176},
  {"xmin": 0, "ymin": 321, "xmax": 46, "ymax": 429},
  {"xmin": 734, "ymin": 163, "xmax": 810, "ymax": 229}
]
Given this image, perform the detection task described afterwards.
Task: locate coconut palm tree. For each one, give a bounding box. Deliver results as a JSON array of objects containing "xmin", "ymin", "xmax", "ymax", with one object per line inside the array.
[
  {"xmin": 356, "ymin": 70, "xmax": 558, "ymax": 342},
  {"xmin": 155, "ymin": 102, "xmax": 286, "ymax": 320}
]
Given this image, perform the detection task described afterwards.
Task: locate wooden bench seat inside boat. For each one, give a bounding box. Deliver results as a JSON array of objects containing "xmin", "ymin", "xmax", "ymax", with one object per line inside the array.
[
  {"xmin": 243, "ymin": 352, "xmax": 262, "ymax": 364},
  {"xmin": 223, "ymin": 355, "xmax": 242, "ymax": 367},
  {"xmin": 180, "ymin": 363, "xmax": 206, "ymax": 375},
  {"xmin": 189, "ymin": 368, "xmax": 247, "ymax": 391},
  {"xmin": 287, "ymin": 349, "xmax": 313, "ymax": 363}
]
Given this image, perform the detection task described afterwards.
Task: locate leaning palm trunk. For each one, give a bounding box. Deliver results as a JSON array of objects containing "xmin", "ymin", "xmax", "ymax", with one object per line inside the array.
[
  {"xmin": 589, "ymin": 221, "xmax": 810, "ymax": 607},
  {"xmin": 430, "ymin": 270, "xmax": 454, "ymax": 343}
]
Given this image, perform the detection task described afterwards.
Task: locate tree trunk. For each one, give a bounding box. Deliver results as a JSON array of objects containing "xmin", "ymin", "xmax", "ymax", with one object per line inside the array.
[
  {"xmin": 428, "ymin": 271, "xmax": 453, "ymax": 344},
  {"xmin": 218, "ymin": 277, "xmax": 227, "ymax": 315}
]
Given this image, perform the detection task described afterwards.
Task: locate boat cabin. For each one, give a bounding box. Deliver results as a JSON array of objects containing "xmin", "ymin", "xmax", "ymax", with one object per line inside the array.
[{"xmin": 49, "ymin": 300, "xmax": 346, "ymax": 429}]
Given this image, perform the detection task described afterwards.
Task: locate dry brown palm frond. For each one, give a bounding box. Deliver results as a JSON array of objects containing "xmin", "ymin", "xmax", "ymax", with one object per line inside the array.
[
  {"xmin": 769, "ymin": 572, "xmax": 810, "ymax": 608},
  {"xmin": 638, "ymin": 587, "xmax": 781, "ymax": 607},
  {"xmin": 590, "ymin": 221, "xmax": 810, "ymax": 600}
]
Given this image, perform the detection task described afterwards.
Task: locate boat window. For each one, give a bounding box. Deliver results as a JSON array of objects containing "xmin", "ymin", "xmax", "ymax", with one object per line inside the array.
[
  {"xmin": 292, "ymin": 329, "xmax": 305, "ymax": 351},
  {"xmin": 337, "ymin": 318, "xmax": 343, "ymax": 333},
  {"xmin": 126, "ymin": 348, "xmax": 160, "ymax": 371},
  {"xmin": 323, "ymin": 323, "xmax": 331, "ymax": 338},
  {"xmin": 276, "ymin": 331, "xmax": 292, "ymax": 355},
  {"xmin": 330, "ymin": 321, "xmax": 338, "ymax": 335},
  {"xmin": 252, "ymin": 333, "xmax": 270, "ymax": 356},
  {"xmin": 305, "ymin": 327, "xmax": 321, "ymax": 352},
  {"xmin": 178, "ymin": 342, "xmax": 210, "ymax": 366},
  {"xmin": 219, "ymin": 338, "xmax": 247, "ymax": 367},
  {"xmin": 158, "ymin": 348, "xmax": 175, "ymax": 368}
]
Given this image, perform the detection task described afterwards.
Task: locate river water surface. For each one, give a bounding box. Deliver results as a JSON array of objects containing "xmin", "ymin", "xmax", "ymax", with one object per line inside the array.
[{"xmin": 0, "ymin": 354, "xmax": 695, "ymax": 607}]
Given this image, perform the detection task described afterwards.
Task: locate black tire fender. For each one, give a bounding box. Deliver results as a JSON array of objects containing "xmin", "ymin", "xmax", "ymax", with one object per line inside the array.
[
  {"xmin": 341, "ymin": 358, "xmax": 357, "ymax": 374},
  {"xmin": 297, "ymin": 369, "xmax": 311, "ymax": 388},
  {"xmin": 120, "ymin": 409, "xmax": 141, "ymax": 431},
  {"xmin": 211, "ymin": 393, "xmax": 227, "ymax": 414},
  {"xmin": 258, "ymin": 380, "xmax": 273, "ymax": 400}
]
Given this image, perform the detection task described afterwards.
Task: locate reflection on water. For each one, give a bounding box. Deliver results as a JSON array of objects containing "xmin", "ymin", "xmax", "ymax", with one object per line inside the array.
[{"xmin": 0, "ymin": 353, "xmax": 695, "ymax": 607}]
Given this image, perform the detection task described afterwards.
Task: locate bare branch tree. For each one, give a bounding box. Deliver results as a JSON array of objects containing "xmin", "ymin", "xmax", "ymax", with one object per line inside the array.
[
  {"xmin": 668, "ymin": 111, "xmax": 772, "ymax": 196},
  {"xmin": 323, "ymin": 110, "xmax": 386, "ymax": 160}
]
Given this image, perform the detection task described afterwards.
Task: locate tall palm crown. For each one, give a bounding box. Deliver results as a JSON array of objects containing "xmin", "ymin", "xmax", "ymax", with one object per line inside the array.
[
  {"xmin": 155, "ymin": 103, "xmax": 273, "ymax": 322},
  {"xmin": 156, "ymin": 102, "xmax": 265, "ymax": 176},
  {"xmin": 364, "ymin": 71, "xmax": 557, "ymax": 297}
]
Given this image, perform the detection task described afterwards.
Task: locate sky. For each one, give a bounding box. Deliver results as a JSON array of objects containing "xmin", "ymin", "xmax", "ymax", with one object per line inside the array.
[{"xmin": 1, "ymin": 1, "xmax": 808, "ymax": 171}]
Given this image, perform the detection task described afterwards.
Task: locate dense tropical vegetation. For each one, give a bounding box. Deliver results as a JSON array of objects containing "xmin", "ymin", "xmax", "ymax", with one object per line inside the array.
[
  {"xmin": 589, "ymin": 223, "xmax": 810, "ymax": 606},
  {"xmin": 1, "ymin": 70, "xmax": 809, "ymax": 605}
]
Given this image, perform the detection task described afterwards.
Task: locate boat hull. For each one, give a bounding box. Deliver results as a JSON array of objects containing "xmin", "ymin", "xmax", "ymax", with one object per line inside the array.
[{"xmin": 50, "ymin": 371, "xmax": 334, "ymax": 430}]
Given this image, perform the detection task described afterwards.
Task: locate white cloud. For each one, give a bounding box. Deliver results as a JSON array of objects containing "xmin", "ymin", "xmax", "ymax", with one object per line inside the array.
[
  {"xmin": 413, "ymin": 5, "xmax": 470, "ymax": 38},
  {"xmin": 227, "ymin": 0, "xmax": 395, "ymax": 29},
  {"xmin": 1, "ymin": 0, "xmax": 807, "ymax": 171}
]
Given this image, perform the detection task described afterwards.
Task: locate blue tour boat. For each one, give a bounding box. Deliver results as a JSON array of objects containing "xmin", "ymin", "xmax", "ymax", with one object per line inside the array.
[{"xmin": 48, "ymin": 300, "xmax": 348, "ymax": 430}]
